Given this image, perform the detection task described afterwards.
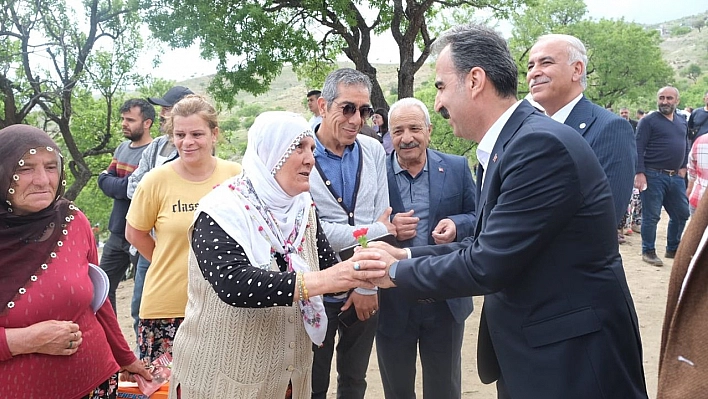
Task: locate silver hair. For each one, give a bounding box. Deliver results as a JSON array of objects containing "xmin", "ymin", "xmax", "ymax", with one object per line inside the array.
[
  {"xmin": 537, "ymin": 34, "xmax": 588, "ymax": 89},
  {"xmin": 388, "ymin": 97, "xmax": 432, "ymax": 127},
  {"xmin": 321, "ymin": 68, "xmax": 372, "ymax": 108}
]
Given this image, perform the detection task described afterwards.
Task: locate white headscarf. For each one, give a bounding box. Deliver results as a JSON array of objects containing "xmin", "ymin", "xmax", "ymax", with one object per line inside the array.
[{"xmin": 195, "ymin": 111, "xmax": 326, "ymax": 345}]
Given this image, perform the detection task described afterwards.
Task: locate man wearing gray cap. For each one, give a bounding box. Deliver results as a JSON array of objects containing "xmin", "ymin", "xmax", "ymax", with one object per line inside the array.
[{"xmin": 127, "ymin": 85, "xmax": 193, "ymax": 343}]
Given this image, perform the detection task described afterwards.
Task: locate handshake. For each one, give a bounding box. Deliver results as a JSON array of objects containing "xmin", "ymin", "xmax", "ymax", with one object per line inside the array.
[{"xmin": 344, "ymin": 240, "xmax": 404, "ymax": 289}]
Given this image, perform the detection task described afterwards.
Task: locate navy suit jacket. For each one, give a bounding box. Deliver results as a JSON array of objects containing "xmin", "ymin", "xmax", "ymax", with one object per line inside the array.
[
  {"xmin": 395, "ymin": 101, "xmax": 647, "ymax": 398},
  {"xmin": 565, "ymin": 96, "xmax": 636, "ymax": 225},
  {"xmin": 379, "ymin": 149, "xmax": 476, "ymax": 337}
]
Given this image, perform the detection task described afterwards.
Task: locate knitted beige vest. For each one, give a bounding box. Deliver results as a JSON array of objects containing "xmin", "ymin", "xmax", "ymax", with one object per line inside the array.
[{"xmin": 169, "ymin": 210, "xmax": 319, "ymax": 399}]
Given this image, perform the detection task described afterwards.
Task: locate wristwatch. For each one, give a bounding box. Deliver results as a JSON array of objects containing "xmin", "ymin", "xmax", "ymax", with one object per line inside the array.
[{"xmin": 388, "ymin": 261, "xmax": 399, "ymax": 285}]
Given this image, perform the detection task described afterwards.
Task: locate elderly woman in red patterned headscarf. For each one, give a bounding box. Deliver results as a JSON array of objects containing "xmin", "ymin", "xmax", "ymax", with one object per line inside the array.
[{"xmin": 0, "ymin": 125, "xmax": 150, "ymax": 399}]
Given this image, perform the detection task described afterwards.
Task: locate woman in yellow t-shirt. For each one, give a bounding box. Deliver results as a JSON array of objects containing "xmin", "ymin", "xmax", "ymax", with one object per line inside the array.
[{"xmin": 126, "ymin": 94, "xmax": 241, "ymax": 363}]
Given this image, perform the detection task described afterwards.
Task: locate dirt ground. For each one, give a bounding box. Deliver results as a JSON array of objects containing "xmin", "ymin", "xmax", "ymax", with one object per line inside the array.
[{"xmin": 114, "ymin": 214, "xmax": 673, "ymax": 398}]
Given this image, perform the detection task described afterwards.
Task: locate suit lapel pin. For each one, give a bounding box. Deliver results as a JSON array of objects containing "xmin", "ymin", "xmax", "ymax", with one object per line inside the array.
[
  {"xmin": 438, "ymin": 167, "xmax": 444, "ymax": 173},
  {"xmin": 493, "ymin": 153, "xmax": 498, "ymax": 163},
  {"xmin": 579, "ymin": 122, "xmax": 586, "ymax": 129}
]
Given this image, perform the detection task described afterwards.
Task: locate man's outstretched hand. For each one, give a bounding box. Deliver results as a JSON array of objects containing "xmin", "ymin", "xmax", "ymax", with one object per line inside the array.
[{"xmin": 354, "ymin": 245, "xmax": 399, "ymax": 288}]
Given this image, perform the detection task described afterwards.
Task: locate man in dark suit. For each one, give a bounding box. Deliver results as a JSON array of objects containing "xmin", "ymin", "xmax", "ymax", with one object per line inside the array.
[
  {"xmin": 356, "ymin": 24, "xmax": 648, "ymax": 399},
  {"xmin": 526, "ymin": 34, "xmax": 636, "ymax": 228},
  {"xmin": 377, "ymin": 97, "xmax": 476, "ymax": 399}
]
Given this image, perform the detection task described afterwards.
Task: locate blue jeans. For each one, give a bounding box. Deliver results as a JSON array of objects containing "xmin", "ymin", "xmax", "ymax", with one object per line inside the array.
[
  {"xmin": 639, "ymin": 170, "xmax": 689, "ymax": 253},
  {"xmin": 131, "ymin": 254, "xmax": 150, "ymax": 345}
]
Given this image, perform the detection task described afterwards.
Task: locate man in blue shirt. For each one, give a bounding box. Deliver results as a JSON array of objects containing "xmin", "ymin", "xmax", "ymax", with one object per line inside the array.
[{"xmin": 634, "ymin": 86, "xmax": 690, "ymax": 266}]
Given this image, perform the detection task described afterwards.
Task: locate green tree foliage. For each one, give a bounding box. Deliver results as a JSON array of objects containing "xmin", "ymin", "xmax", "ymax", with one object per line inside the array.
[
  {"xmin": 0, "ymin": 0, "xmax": 146, "ymax": 200},
  {"xmin": 141, "ymin": 0, "xmax": 530, "ymax": 111},
  {"xmin": 681, "ymin": 63, "xmax": 702, "ymax": 84},
  {"xmin": 0, "ymin": 38, "xmax": 35, "ymax": 128},
  {"xmin": 138, "ymin": 77, "xmax": 178, "ymax": 102},
  {"xmin": 509, "ymin": 0, "xmax": 587, "ymax": 63},
  {"xmin": 71, "ymin": 77, "xmax": 178, "ymax": 232},
  {"xmin": 509, "ymin": 0, "xmax": 673, "ymax": 107},
  {"xmin": 576, "ymin": 19, "xmax": 673, "ymax": 107},
  {"xmin": 670, "ymin": 25, "xmax": 692, "ymax": 36},
  {"xmin": 509, "ymin": 0, "xmax": 588, "ymax": 95},
  {"xmin": 678, "ymin": 75, "xmax": 708, "ymax": 109}
]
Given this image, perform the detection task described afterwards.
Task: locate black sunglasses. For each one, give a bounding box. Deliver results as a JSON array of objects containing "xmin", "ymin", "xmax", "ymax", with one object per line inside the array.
[{"xmin": 334, "ymin": 101, "xmax": 374, "ymax": 119}]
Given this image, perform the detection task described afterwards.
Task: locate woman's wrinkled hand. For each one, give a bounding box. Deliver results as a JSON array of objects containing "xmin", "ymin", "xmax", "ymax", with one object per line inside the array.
[
  {"xmin": 119, "ymin": 359, "xmax": 153, "ymax": 382},
  {"xmin": 5, "ymin": 320, "xmax": 82, "ymax": 357},
  {"xmin": 305, "ymin": 255, "xmax": 387, "ymax": 298}
]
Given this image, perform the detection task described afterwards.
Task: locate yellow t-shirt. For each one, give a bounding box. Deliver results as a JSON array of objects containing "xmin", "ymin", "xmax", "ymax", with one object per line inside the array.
[{"xmin": 127, "ymin": 158, "xmax": 242, "ymax": 319}]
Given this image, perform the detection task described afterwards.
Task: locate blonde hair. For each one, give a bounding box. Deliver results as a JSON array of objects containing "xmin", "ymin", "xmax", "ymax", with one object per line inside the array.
[{"xmin": 164, "ymin": 94, "xmax": 219, "ymax": 137}]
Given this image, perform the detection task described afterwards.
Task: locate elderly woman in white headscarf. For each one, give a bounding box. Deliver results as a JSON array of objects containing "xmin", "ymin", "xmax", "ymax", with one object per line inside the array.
[{"xmin": 169, "ymin": 111, "xmax": 386, "ymax": 399}]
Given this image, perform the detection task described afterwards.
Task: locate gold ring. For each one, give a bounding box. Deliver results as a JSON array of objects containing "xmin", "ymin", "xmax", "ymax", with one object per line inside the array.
[
  {"xmin": 370, "ymin": 310, "xmax": 377, "ymax": 315},
  {"xmin": 68, "ymin": 341, "xmax": 74, "ymax": 349}
]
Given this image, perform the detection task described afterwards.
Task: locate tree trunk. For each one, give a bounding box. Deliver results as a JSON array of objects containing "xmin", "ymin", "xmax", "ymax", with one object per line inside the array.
[
  {"xmin": 64, "ymin": 167, "xmax": 93, "ymax": 201},
  {"xmin": 397, "ymin": 61, "xmax": 416, "ymax": 100},
  {"xmin": 354, "ymin": 62, "xmax": 388, "ymax": 111}
]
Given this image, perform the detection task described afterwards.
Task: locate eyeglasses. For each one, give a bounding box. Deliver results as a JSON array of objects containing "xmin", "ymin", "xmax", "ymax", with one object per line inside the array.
[{"xmin": 333, "ymin": 101, "xmax": 374, "ymax": 119}]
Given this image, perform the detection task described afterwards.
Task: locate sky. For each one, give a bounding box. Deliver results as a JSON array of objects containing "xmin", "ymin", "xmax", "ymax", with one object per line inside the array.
[{"xmin": 139, "ymin": 0, "xmax": 706, "ymax": 81}]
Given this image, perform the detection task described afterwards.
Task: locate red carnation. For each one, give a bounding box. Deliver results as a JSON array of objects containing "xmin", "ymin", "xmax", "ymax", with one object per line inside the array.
[{"xmin": 352, "ymin": 227, "xmax": 369, "ymax": 248}]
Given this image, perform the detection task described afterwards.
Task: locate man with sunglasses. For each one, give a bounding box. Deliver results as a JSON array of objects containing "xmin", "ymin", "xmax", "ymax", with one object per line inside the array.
[{"xmin": 309, "ymin": 68, "xmax": 396, "ymax": 399}]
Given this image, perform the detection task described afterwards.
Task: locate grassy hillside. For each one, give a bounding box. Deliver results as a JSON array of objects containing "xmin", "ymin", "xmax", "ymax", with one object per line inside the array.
[{"xmin": 656, "ymin": 11, "xmax": 708, "ymax": 77}]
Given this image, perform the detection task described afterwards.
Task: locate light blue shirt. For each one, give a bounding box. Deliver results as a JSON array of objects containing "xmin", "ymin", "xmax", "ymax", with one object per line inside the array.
[
  {"xmin": 392, "ymin": 156, "xmax": 430, "ymax": 247},
  {"xmin": 314, "ymin": 136, "xmax": 360, "ymax": 212}
]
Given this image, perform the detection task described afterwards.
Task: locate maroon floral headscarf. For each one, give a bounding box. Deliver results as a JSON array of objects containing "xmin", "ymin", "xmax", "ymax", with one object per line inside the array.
[{"xmin": 0, "ymin": 125, "xmax": 72, "ymax": 314}]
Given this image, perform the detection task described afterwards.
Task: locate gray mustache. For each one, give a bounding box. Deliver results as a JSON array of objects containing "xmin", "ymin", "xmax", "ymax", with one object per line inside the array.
[{"xmin": 399, "ymin": 142, "xmax": 420, "ymax": 149}]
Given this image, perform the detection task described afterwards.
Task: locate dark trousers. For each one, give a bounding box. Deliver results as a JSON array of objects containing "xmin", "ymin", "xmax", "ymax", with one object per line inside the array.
[
  {"xmin": 376, "ymin": 301, "xmax": 464, "ymax": 399},
  {"xmin": 311, "ymin": 299, "xmax": 378, "ymax": 399},
  {"xmin": 100, "ymin": 232, "xmax": 136, "ymax": 313}
]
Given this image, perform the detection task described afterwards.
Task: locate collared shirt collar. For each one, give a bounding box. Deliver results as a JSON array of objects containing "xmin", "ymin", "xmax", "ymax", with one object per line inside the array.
[
  {"xmin": 476, "ymin": 100, "xmax": 522, "ymax": 188},
  {"xmin": 392, "ymin": 151, "xmax": 429, "ymax": 178},
  {"xmin": 549, "ymin": 93, "xmax": 583, "ymax": 123},
  {"xmin": 314, "ymin": 132, "xmax": 355, "ymax": 159}
]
